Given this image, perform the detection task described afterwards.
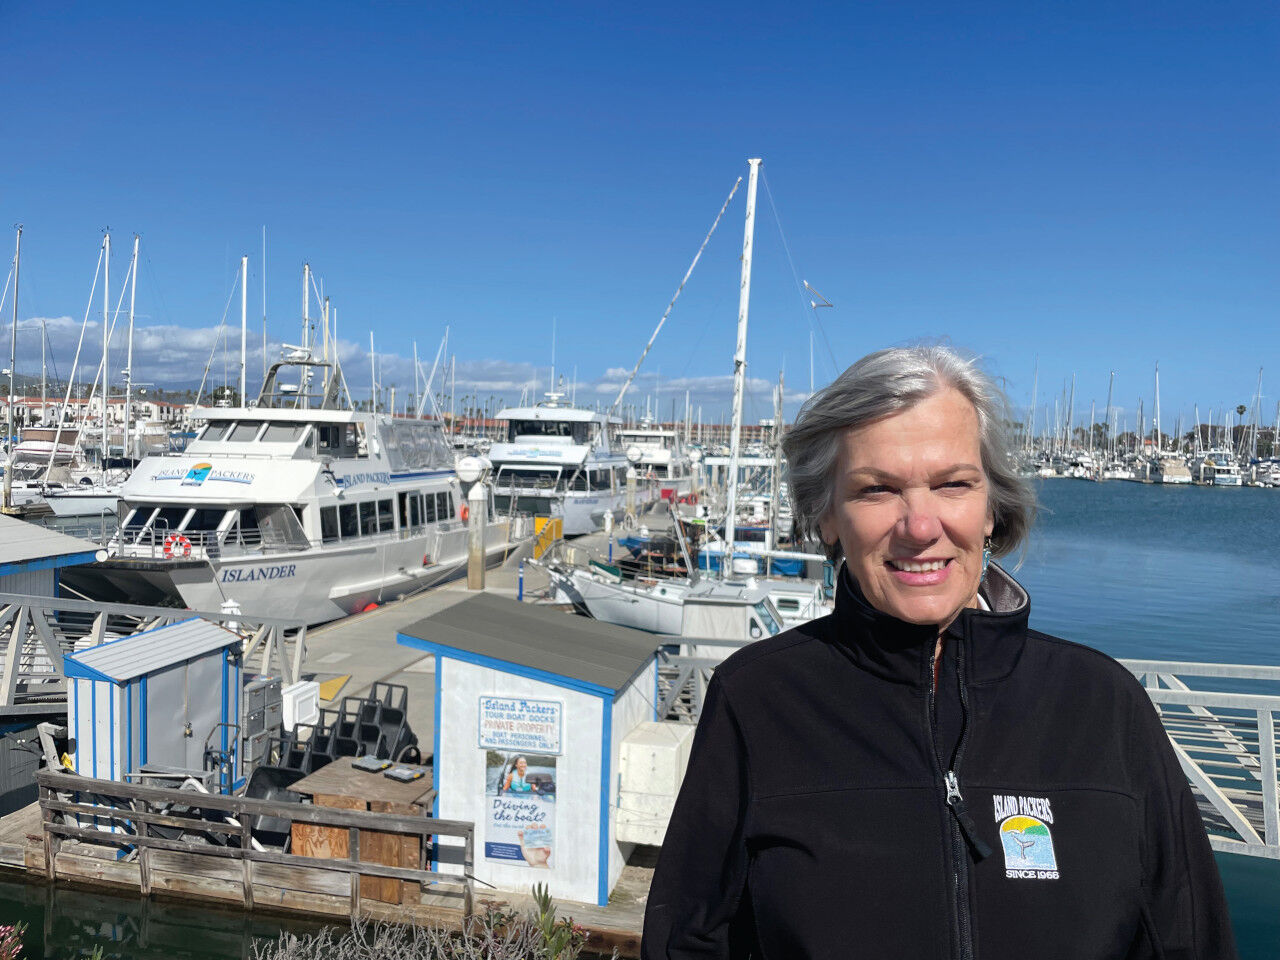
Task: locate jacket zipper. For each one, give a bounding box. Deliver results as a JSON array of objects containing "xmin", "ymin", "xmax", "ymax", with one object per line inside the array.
[{"xmin": 930, "ymin": 631, "xmax": 991, "ymax": 960}]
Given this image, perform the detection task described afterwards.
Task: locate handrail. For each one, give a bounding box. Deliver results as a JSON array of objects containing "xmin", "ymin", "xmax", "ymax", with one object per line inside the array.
[{"xmin": 36, "ymin": 768, "xmax": 475, "ymax": 916}]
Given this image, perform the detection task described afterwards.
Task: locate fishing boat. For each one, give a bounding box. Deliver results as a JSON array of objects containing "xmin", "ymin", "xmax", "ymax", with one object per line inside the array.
[{"xmin": 69, "ymin": 353, "xmax": 530, "ymax": 624}]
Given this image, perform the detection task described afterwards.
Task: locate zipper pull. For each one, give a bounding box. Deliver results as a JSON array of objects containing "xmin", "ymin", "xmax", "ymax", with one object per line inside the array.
[{"xmin": 944, "ymin": 770, "xmax": 993, "ymax": 861}]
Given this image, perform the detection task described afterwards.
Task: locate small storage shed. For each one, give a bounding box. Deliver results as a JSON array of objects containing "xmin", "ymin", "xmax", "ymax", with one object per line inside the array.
[
  {"xmin": 64, "ymin": 618, "xmax": 244, "ymax": 792},
  {"xmin": 0, "ymin": 513, "xmax": 100, "ymax": 596},
  {"xmin": 397, "ymin": 593, "xmax": 659, "ymax": 907}
]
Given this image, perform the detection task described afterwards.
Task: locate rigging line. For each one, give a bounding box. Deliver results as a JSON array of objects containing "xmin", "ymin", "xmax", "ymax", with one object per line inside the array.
[
  {"xmin": 0, "ymin": 268, "xmax": 12, "ymax": 331},
  {"xmin": 606, "ymin": 175, "xmax": 743, "ymax": 420},
  {"xmin": 760, "ymin": 171, "xmax": 839, "ymax": 378},
  {"xmin": 193, "ymin": 274, "xmax": 241, "ymax": 408}
]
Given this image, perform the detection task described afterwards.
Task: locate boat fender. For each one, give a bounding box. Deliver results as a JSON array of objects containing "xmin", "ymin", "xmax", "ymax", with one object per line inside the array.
[
  {"xmin": 362, "ymin": 602, "xmax": 378, "ymax": 613},
  {"xmin": 162, "ymin": 533, "xmax": 192, "ymax": 559},
  {"xmin": 459, "ymin": 503, "xmax": 470, "ymax": 522}
]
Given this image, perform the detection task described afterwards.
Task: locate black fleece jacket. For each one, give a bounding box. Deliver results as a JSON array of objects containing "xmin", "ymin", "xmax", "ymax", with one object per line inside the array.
[{"xmin": 642, "ymin": 564, "xmax": 1236, "ymax": 959}]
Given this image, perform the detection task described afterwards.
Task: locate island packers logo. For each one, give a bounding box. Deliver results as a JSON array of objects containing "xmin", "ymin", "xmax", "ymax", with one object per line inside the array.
[
  {"xmin": 994, "ymin": 794, "xmax": 1059, "ymax": 879},
  {"xmin": 181, "ymin": 462, "xmax": 213, "ymax": 486}
]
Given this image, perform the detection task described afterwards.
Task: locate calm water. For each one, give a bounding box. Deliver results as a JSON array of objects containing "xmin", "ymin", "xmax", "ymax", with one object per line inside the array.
[{"xmin": 2, "ymin": 478, "xmax": 1278, "ymax": 956}]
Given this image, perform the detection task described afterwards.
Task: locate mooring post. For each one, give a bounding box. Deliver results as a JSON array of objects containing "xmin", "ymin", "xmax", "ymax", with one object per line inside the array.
[
  {"xmin": 517, "ymin": 560, "xmax": 524, "ymax": 601},
  {"xmin": 467, "ymin": 481, "xmax": 487, "ymax": 590}
]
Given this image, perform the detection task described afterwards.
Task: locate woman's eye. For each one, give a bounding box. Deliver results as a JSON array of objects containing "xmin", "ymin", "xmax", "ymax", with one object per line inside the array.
[
  {"xmin": 937, "ymin": 480, "xmax": 973, "ymax": 490},
  {"xmin": 857, "ymin": 484, "xmax": 892, "ymax": 496}
]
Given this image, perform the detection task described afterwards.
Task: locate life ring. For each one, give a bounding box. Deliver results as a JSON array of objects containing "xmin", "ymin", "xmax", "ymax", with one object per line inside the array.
[
  {"xmin": 162, "ymin": 533, "xmax": 192, "ymax": 559},
  {"xmin": 459, "ymin": 503, "xmax": 470, "ymax": 522}
]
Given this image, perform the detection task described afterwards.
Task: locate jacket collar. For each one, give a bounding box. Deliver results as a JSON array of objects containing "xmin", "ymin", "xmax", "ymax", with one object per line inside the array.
[{"xmin": 831, "ymin": 561, "xmax": 1030, "ymax": 686}]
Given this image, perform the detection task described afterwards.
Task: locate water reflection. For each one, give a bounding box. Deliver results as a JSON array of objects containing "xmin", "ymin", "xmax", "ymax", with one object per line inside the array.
[{"xmin": 0, "ymin": 878, "xmax": 332, "ymax": 960}]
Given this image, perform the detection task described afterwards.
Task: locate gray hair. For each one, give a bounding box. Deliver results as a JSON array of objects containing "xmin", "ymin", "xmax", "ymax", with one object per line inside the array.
[{"xmin": 782, "ymin": 345, "xmax": 1035, "ymax": 563}]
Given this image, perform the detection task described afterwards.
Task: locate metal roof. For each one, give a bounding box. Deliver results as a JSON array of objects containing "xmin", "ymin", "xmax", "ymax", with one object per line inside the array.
[
  {"xmin": 65, "ymin": 617, "xmax": 239, "ymax": 683},
  {"xmin": 397, "ymin": 593, "xmax": 658, "ymax": 696},
  {"xmin": 0, "ymin": 514, "xmax": 101, "ymax": 574}
]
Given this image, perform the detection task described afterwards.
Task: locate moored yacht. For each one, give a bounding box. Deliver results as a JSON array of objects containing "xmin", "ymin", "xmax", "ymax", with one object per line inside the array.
[
  {"xmin": 71, "ymin": 355, "xmax": 529, "ymax": 624},
  {"xmin": 1192, "ymin": 450, "xmax": 1243, "ymax": 486},
  {"xmin": 487, "ymin": 391, "xmax": 632, "ymax": 535},
  {"xmin": 616, "ymin": 419, "xmax": 693, "ymax": 501}
]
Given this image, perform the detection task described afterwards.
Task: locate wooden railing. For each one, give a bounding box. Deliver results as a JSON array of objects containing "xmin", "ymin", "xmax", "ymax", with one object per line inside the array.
[{"xmin": 36, "ymin": 769, "xmax": 475, "ymax": 917}]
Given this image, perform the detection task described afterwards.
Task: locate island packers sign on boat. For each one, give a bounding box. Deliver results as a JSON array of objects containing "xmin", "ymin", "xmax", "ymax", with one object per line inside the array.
[{"xmin": 480, "ymin": 697, "xmax": 561, "ymax": 868}]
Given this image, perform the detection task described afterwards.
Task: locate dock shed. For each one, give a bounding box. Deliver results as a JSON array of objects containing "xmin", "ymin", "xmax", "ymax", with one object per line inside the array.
[
  {"xmin": 397, "ymin": 593, "xmax": 659, "ymax": 907},
  {"xmin": 0, "ymin": 513, "xmax": 101, "ymax": 596},
  {"xmin": 64, "ymin": 618, "xmax": 244, "ymax": 793}
]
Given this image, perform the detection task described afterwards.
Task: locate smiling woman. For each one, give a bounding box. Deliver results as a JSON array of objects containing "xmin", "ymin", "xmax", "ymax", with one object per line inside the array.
[{"xmin": 641, "ymin": 346, "xmax": 1236, "ymax": 960}]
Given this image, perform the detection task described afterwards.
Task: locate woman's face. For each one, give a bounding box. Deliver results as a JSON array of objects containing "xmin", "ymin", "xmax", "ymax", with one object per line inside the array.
[
  {"xmin": 515, "ymin": 758, "xmax": 527, "ymax": 774},
  {"xmin": 819, "ymin": 387, "xmax": 995, "ymax": 630}
]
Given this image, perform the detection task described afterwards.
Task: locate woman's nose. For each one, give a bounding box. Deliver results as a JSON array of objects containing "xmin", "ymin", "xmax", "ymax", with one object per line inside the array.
[{"xmin": 899, "ymin": 494, "xmax": 943, "ymax": 543}]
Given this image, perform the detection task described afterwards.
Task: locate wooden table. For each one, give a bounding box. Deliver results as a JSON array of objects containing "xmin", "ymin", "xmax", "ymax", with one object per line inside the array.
[{"xmin": 290, "ymin": 761, "xmax": 435, "ymax": 904}]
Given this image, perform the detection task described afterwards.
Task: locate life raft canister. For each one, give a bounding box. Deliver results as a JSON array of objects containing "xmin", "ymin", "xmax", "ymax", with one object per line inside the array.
[{"xmin": 162, "ymin": 533, "xmax": 193, "ymax": 559}]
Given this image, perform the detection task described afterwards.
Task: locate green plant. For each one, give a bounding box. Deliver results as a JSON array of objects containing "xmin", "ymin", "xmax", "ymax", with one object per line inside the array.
[{"xmin": 531, "ymin": 883, "xmax": 590, "ymax": 959}]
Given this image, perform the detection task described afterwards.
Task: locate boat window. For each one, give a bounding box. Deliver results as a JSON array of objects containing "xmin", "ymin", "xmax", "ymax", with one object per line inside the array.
[
  {"xmin": 352, "ymin": 423, "xmax": 368, "ymax": 458},
  {"xmin": 183, "ymin": 507, "xmax": 229, "ymax": 532},
  {"xmin": 318, "ymin": 425, "xmax": 342, "ymax": 455},
  {"xmin": 359, "ymin": 501, "xmax": 377, "ymax": 536},
  {"xmin": 752, "ymin": 601, "xmax": 782, "ymax": 636},
  {"xmin": 377, "ymin": 498, "xmax": 394, "ymax": 532},
  {"xmin": 571, "ymin": 469, "xmax": 588, "ymax": 491},
  {"xmin": 256, "ymin": 504, "xmax": 309, "ymax": 547},
  {"xmin": 201, "ymin": 422, "xmax": 231, "ymax": 442},
  {"xmin": 407, "ymin": 493, "xmax": 421, "ymax": 528},
  {"xmin": 508, "ymin": 419, "xmax": 574, "ymax": 441},
  {"xmin": 436, "ymin": 492, "xmax": 453, "ymax": 520},
  {"xmin": 261, "ymin": 423, "xmax": 305, "ymax": 443},
  {"xmin": 592, "ymin": 469, "xmax": 612, "ymax": 491},
  {"xmin": 774, "ymin": 597, "xmax": 801, "ymax": 613},
  {"xmin": 339, "ymin": 502, "xmax": 359, "ymax": 539},
  {"xmin": 321, "ymin": 506, "xmax": 339, "ymax": 543},
  {"xmin": 424, "ymin": 491, "xmax": 438, "ymax": 523},
  {"xmin": 151, "ymin": 506, "xmax": 189, "ymax": 534},
  {"xmin": 228, "ymin": 421, "xmax": 263, "ymax": 442}
]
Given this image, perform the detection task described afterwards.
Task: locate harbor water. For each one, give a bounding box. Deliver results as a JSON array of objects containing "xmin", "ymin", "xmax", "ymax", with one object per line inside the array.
[{"xmin": 0, "ymin": 478, "xmax": 1277, "ymax": 955}]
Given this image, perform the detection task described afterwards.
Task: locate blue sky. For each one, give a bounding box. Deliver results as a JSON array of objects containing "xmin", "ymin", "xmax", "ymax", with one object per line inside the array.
[{"xmin": 3, "ymin": 2, "xmax": 1277, "ymax": 431}]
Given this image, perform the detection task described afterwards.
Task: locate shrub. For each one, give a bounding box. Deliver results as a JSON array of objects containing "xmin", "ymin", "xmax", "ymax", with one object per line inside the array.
[
  {"xmin": 251, "ymin": 885, "xmax": 613, "ymax": 960},
  {"xmin": 0, "ymin": 922, "xmax": 25, "ymax": 960}
]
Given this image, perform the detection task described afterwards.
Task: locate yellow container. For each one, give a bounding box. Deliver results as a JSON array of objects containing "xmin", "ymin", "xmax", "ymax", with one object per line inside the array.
[{"xmin": 532, "ymin": 517, "xmax": 563, "ymax": 558}]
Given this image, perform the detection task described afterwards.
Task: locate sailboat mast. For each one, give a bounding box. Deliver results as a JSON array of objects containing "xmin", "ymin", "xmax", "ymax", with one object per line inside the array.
[
  {"xmin": 723, "ymin": 157, "xmax": 762, "ymax": 573},
  {"xmin": 125, "ymin": 235, "xmax": 139, "ymax": 461},
  {"xmin": 1154, "ymin": 363, "xmax": 1161, "ymax": 455},
  {"xmin": 1026, "ymin": 359, "xmax": 1038, "ymax": 454},
  {"xmin": 1104, "ymin": 371, "xmax": 1115, "ymax": 460},
  {"xmin": 8, "ymin": 226, "xmax": 20, "ymax": 460},
  {"xmin": 102, "ymin": 232, "xmax": 110, "ymax": 465},
  {"xmin": 40, "ymin": 320, "xmax": 46, "ymax": 428},
  {"xmin": 240, "ymin": 254, "xmax": 248, "ymax": 406}
]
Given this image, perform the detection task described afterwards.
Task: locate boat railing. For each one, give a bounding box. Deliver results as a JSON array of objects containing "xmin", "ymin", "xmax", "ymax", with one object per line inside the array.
[
  {"xmin": 35, "ymin": 768, "xmax": 474, "ymax": 919},
  {"xmin": 1121, "ymin": 660, "xmax": 1280, "ymax": 860}
]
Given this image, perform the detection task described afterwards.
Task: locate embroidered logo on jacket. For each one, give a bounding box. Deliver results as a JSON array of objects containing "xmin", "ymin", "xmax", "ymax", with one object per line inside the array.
[{"xmin": 993, "ymin": 794, "xmax": 1059, "ymax": 879}]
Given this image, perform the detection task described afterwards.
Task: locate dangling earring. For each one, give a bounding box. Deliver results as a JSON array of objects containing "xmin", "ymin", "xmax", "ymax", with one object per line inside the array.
[{"xmin": 980, "ymin": 536, "xmax": 993, "ymax": 581}]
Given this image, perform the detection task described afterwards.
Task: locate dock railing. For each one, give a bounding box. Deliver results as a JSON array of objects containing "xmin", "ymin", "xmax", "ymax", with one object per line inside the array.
[
  {"xmin": 35, "ymin": 768, "xmax": 475, "ymax": 918},
  {"xmin": 1121, "ymin": 659, "xmax": 1280, "ymax": 860},
  {"xmin": 0, "ymin": 593, "xmax": 307, "ymax": 710}
]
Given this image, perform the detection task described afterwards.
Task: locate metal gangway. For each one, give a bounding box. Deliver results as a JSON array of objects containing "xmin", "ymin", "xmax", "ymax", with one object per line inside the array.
[
  {"xmin": 657, "ymin": 650, "xmax": 1280, "ymax": 860},
  {"xmin": 0, "ymin": 592, "xmax": 308, "ymax": 713},
  {"xmin": 1124, "ymin": 660, "xmax": 1280, "ymax": 860}
]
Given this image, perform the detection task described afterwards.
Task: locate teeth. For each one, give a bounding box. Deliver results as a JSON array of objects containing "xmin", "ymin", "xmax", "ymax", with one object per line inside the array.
[{"xmin": 890, "ymin": 559, "xmax": 947, "ymax": 573}]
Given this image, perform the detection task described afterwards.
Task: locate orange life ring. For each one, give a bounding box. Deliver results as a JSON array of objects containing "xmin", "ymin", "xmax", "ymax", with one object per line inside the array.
[
  {"xmin": 459, "ymin": 503, "xmax": 470, "ymax": 522},
  {"xmin": 162, "ymin": 533, "xmax": 192, "ymax": 559}
]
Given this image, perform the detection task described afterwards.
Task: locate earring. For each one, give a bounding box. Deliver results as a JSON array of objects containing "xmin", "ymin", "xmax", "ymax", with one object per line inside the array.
[{"xmin": 980, "ymin": 536, "xmax": 993, "ymax": 580}]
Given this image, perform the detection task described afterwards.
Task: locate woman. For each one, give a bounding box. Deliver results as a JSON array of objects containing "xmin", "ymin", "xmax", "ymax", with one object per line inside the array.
[
  {"xmin": 642, "ymin": 347, "xmax": 1235, "ymax": 959},
  {"xmin": 502, "ymin": 755, "xmax": 538, "ymax": 794}
]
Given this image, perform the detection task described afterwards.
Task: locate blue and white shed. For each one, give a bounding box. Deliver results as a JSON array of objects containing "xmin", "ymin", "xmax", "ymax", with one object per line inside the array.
[
  {"xmin": 64, "ymin": 618, "xmax": 244, "ymax": 792},
  {"xmin": 398, "ymin": 593, "xmax": 659, "ymax": 907}
]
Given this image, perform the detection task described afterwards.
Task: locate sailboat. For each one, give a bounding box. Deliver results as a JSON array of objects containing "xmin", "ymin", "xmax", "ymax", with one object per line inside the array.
[{"xmin": 536, "ymin": 159, "xmax": 831, "ymax": 640}]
